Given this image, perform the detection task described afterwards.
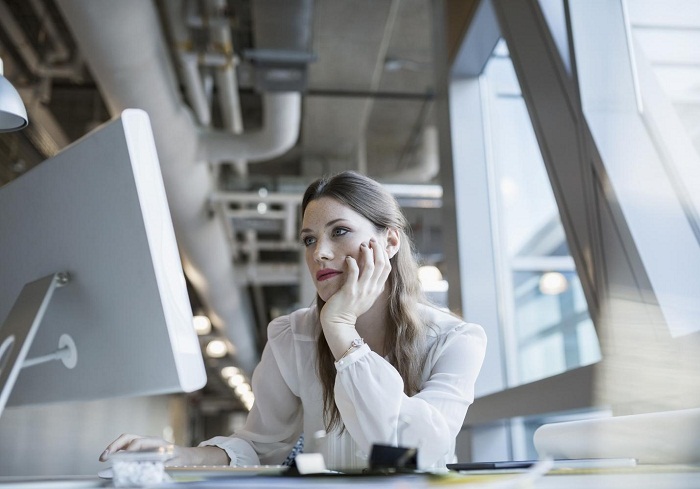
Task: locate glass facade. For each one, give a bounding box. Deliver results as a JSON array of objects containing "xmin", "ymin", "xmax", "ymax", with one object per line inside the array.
[
  {"xmin": 481, "ymin": 41, "xmax": 600, "ymax": 386},
  {"xmin": 449, "ymin": 0, "xmax": 700, "ymax": 463}
]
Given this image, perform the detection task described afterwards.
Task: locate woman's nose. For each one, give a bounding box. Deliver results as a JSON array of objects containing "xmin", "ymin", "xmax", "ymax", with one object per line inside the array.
[{"xmin": 313, "ymin": 238, "xmax": 333, "ymax": 262}]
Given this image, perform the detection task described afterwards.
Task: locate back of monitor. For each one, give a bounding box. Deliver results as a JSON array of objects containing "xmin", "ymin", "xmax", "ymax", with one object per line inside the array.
[{"xmin": 0, "ymin": 109, "xmax": 206, "ymax": 406}]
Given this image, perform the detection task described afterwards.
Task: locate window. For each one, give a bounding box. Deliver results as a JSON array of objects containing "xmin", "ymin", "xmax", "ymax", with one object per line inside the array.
[
  {"xmin": 481, "ymin": 41, "xmax": 599, "ymax": 386},
  {"xmin": 570, "ymin": 0, "xmax": 700, "ymax": 337},
  {"xmin": 448, "ymin": 0, "xmax": 700, "ymax": 463}
]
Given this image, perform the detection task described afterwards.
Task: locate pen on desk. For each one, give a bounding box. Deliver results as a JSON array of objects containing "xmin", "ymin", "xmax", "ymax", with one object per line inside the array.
[{"xmin": 395, "ymin": 448, "xmax": 418, "ymax": 468}]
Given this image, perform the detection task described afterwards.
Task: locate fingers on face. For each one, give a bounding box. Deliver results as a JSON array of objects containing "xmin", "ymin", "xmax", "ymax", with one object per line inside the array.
[
  {"xmin": 375, "ymin": 239, "xmax": 392, "ymax": 284},
  {"xmin": 363, "ymin": 240, "xmax": 377, "ymax": 272},
  {"xmin": 345, "ymin": 253, "xmax": 359, "ymax": 279},
  {"xmin": 372, "ymin": 238, "xmax": 392, "ymax": 270},
  {"xmin": 343, "ymin": 238, "xmax": 391, "ymax": 293},
  {"xmin": 359, "ymin": 238, "xmax": 391, "ymax": 284}
]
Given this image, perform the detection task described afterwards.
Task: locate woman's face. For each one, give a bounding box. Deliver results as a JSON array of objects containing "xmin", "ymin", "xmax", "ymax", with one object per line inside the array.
[{"xmin": 300, "ymin": 197, "xmax": 386, "ymax": 302}]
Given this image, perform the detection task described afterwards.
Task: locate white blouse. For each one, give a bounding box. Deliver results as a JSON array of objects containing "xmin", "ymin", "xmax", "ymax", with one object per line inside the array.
[{"xmin": 199, "ymin": 303, "xmax": 486, "ymax": 470}]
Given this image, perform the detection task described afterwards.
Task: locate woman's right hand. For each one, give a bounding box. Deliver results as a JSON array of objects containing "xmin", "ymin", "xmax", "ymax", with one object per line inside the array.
[{"xmin": 100, "ymin": 434, "xmax": 229, "ymax": 466}]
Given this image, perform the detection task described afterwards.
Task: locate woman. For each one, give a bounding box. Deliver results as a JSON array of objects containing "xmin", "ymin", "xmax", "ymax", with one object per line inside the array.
[{"xmin": 101, "ymin": 171, "xmax": 486, "ymax": 470}]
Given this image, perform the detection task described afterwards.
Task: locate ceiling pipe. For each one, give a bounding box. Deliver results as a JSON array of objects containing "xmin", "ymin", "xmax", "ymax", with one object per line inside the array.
[
  {"xmin": 199, "ymin": 93, "xmax": 300, "ymax": 163},
  {"xmin": 208, "ymin": 0, "xmax": 244, "ymax": 134},
  {"xmin": 162, "ymin": 0, "xmax": 301, "ymax": 167},
  {"xmin": 55, "ymin": 0, "xmax": 302, "ymax": 373},
  {"xmin": 208, "ymin": 0, "xmax": 248, "ymax": 175},
  {"xmin": 161, "ymin": 0, "xmax": 211, "ymax": 127},
  {"xmin": 0, "ymin": 1, "xmax": 79, "ymax": 80},
  {"xmin": 27, "ymin": 0, "xmax": 71, "ymax": 64}
]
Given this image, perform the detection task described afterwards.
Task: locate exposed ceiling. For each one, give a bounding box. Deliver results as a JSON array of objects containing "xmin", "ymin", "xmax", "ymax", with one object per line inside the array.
[
  {"xmin": 0, "ymin": 0, "xmax": 444, "ymax": 180},
  {"xmin": 0, "ymin": 0, "xmax": 474, "ymax": 408}
]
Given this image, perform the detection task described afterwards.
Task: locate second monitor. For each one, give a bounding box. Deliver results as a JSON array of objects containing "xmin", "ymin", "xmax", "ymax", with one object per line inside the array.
[{"xmin": 0, "ymin": 109, "xmax": 206, "ymax": 415}]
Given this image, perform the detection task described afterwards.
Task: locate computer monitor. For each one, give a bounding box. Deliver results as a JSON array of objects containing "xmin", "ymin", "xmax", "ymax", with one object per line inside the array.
[{"xmin": 0, "ymin": 109, "xmax": 206, "ymax": 417}]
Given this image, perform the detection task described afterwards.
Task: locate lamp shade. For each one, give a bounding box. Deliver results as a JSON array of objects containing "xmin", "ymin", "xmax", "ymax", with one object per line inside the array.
[{"xmin": 0, "ymin": 74, "xmax": 28, "ymax": 132}]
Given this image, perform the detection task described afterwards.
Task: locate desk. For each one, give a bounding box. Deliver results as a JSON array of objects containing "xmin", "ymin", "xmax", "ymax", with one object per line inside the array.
[
  {"xmin": 449, "ymin": 465, "xmax": 700, "ymax": 489},
  {"xmin": 533, "ymin": 471, "xmax": 699, "ymax": 489},
  {"xmin": 0, "ymin": 476, "xmax": 102, "ymax": 489},
  {"xmin": 0, "ymin": 466, "xmax": 698, "ymax": 488}
]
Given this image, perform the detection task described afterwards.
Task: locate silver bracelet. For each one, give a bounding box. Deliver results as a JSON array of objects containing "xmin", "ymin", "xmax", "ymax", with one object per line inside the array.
[{"xmin": 338, "ymin": 338, "xmax": 364, "ymax": 360}]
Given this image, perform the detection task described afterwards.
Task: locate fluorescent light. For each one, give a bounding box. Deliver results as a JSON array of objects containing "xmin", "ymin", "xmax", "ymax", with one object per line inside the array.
[
  {"xmin": 227, "ymin": 373, "xmax": 245, "ymax": 387},
  {"xmin": 221, "ymin": 366, "xmax": 240, "ymax": 379},
  {"xmin": 539, "ymin": 271, "xmax": 569, "ymax": 295},
  {"xmin": 193, "ymin": 315, "xmax": 212, "ymax": 335},
  {"xmin": 205, "ymin": 339, "xmax": 228, "ymax": 358},
  {"xmin": 418, "ymin": 265, "xmax": 448, "ymax": 292}
]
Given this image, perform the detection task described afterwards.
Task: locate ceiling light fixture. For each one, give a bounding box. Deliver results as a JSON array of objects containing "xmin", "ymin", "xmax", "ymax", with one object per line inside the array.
[
  {"xmin": 539, "ymin": 271, "xmax": 569, "ymax": 295},
  {"xmin": 205, "ymin": 339, "xmax": 228, "ymax": 358},
  {"xmin": 193, "ymin": 315, "xmax": 212, "ymax": 335},
  {"xmin": 234, "ymin": 383, "xmax": 251, "ymax": 396},
  {"xmin": 227, "ymin": 373, "xmax": 245, "ymax": 388},
  {"xmin": 221, "ymin": 366, "xmax": 240, "ymax": 379},
  {"xmin": 418, "ymin": 265, "xmax": 448, "ymax": 293},
  {"xmin": 0, "ymin": 58, "xmax": 28, "ymax": 132}
]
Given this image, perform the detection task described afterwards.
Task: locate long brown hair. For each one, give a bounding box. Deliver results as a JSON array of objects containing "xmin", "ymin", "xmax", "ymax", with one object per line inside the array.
[{"xmin": 301, "ymin": 171, "xmax": 428, "ymax": 433}]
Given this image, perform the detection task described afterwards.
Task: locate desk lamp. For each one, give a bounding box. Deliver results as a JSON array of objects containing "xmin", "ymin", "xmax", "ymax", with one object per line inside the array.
[{"xmin": 0, "ymin": 57, "xmax": 28, "ymax": 132}]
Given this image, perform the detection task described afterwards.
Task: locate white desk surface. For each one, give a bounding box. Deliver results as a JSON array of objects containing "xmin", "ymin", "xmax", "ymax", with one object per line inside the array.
[
  {"xmin": 0, "ymin": 466, "xmax": 698, "ymax": 488},
  {"xmin": 526, "ymin": 467, "xmax": 699, "ymax": 489}
]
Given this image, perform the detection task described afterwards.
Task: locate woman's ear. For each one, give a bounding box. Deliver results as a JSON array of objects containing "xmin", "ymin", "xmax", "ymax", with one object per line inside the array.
[{"xmin": 386, "ymin": 228, "xmax": 400, "ymax": 259}]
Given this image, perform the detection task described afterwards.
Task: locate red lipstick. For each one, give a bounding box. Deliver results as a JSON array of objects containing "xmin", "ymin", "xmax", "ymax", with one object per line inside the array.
[{"xmin": 316, "ymin": 269, "xmax": 342, "ymax": 281}]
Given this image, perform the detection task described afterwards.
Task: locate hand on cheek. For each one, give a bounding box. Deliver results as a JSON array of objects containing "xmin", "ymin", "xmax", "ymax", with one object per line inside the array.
[{"xmin": 320, "ymin": 237, "xmax": 391, "ymax": 329}]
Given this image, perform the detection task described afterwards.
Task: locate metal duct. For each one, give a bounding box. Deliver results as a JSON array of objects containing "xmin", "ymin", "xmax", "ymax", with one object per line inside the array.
[
  {"xmin": 55, "ymin": 0, "xmax": 303, "ymax": 373},
  {"xmin": 199, "ymin": 94, "xmax": 301, "ymax": 163},
  {"xmin": 253, "ymin": 0, "xmax": 314, "ymax": 50},
  {"xmin": 247, "ymin": 0, "xmax": 316, "ymax": 92}
]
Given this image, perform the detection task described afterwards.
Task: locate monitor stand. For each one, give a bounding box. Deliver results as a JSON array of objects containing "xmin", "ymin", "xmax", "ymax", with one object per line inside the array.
[{"xmin": 0, "ymin": 273, "xmax": 77, "ymax": 419}]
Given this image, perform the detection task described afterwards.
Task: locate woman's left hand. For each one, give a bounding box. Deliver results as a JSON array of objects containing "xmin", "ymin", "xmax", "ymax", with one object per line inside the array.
[{"xmin": 100, "ymin": 434, "xmax": 230, "ymax": 466}]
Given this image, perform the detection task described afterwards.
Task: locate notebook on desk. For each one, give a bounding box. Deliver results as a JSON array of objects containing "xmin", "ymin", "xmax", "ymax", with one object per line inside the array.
[{"xmin": 447, "ymin": 458, "xmax": 637, "ymax": 471}]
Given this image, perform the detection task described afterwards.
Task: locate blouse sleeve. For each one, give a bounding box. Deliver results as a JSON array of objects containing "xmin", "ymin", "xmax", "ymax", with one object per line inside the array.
[
  {"xmin": 333, "ymin": 321, "xmax": 486, "ymax": 469},
  {"xmin": 198, "ymin": 317, "xmax": 303, "ymax": 466}
]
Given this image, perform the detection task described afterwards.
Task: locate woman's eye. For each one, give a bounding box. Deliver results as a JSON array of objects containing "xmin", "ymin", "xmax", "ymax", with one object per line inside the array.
[
  {"xmin": 332, "ymin": 227, "xmax": 349, "ymax": 237},
  {"xmin": 302, "ymin": 236, "xmax": 316, "ymax": 247}
]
